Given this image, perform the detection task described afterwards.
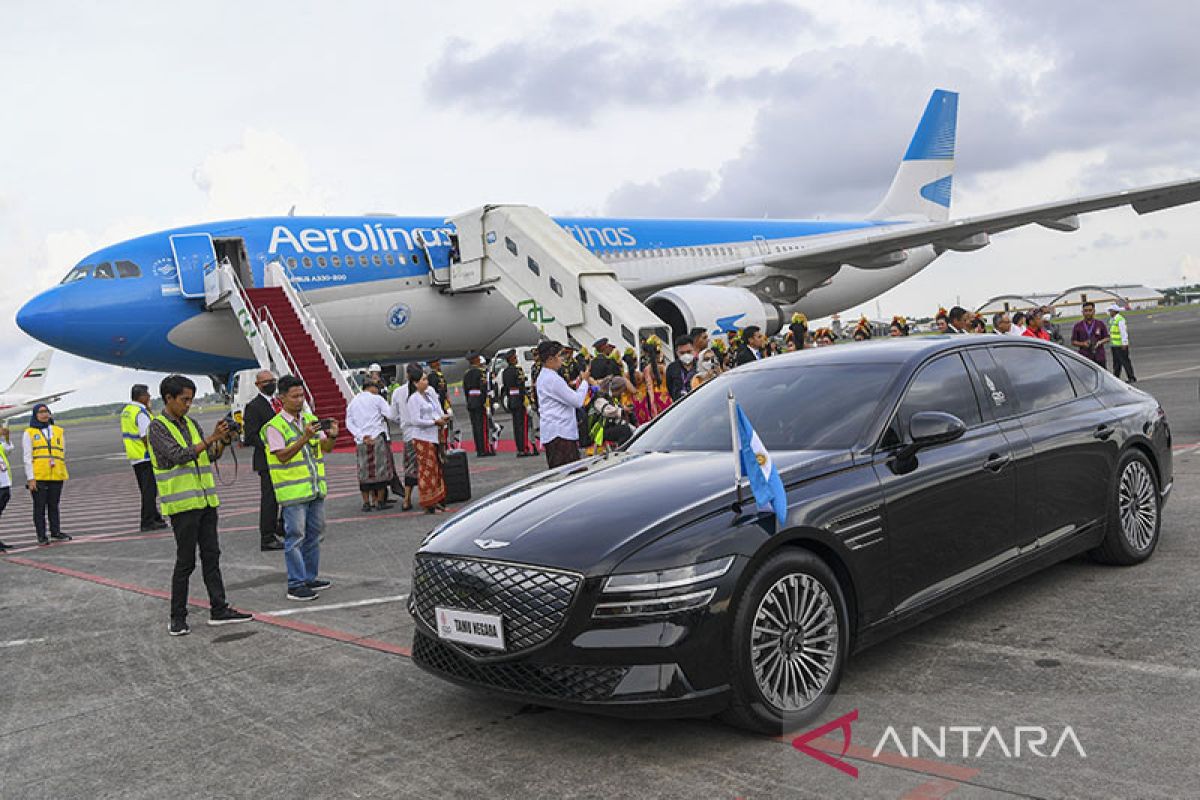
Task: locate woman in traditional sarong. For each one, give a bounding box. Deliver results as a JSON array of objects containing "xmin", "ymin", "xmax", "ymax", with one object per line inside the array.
[{"xmin": 405, "ymin": 371, "xmax": 448, "ymax": 513}]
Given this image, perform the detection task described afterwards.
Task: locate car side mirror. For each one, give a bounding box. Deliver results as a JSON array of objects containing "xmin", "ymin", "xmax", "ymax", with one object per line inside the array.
[{"xmin": 908, "ymin": 411, "xmax": 967, "ymax": 450}]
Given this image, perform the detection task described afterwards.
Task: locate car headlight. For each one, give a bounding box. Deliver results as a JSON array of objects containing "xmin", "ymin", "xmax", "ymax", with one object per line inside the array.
[
  {"xmin": 601, "ymin": 556, "xmax": 735, "ymax": 594},
  {"xmin": 593, "ymin": 588, "xmax": 716, "ymax": 618}
]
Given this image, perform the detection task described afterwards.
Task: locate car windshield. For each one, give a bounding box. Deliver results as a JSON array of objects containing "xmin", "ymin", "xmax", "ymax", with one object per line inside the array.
[{"xmin": 627, "ymin": 363, "xmax": 900, "ymax": 452}]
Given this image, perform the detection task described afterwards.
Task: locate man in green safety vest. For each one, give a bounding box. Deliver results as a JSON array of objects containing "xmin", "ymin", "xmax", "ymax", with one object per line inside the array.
[
  {"xmin": 121, "ymin": 383, "xmax": 167, "ymax": 532},
  {"xmin": 147, "ymin": 374, "xmax": 253, "ymax": 636},
  {"xmin": 1107, "ymin": 304, "xmax": 1137, "ymax": 383},
  {"xmin": 263, "ymin": 374, "xmax": 338, "ymax": 602}
]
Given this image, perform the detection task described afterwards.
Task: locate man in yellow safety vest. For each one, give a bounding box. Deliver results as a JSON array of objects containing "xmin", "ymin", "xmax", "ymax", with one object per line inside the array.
[
  {"xmin": 1107, "ymin": 304, "xmax": 1137, "ymax": 383},
  {"xmin": 147, "ymin": 375, "xmax": 252, "ymax": 636},
  {"xmin": 121, "ymin": 383, "xmax": 167, "ymax": 532},
  {"xmin": 262, "ymin": 374, "xmax": 337, "ymax": 602}
]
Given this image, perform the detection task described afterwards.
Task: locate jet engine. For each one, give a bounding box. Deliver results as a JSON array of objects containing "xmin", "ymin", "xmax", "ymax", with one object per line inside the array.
[{"xmin": 645, "ymin": 285, "xmax": 783, "ymax": 339}]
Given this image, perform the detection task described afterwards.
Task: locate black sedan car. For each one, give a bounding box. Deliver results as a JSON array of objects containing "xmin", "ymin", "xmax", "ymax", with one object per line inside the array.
[{"xmin": 409, "ymin": 336, "xmax": 1172, "ymax": 733}]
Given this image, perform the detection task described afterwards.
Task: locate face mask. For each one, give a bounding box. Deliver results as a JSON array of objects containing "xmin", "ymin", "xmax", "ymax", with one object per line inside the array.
[
  {"xmin": 679, "ymin": 353, "xmax": 695, "ymax": 366},
  {"xmin": 262, "ymin": 382, "xmax": 277, "ymax": 396}
]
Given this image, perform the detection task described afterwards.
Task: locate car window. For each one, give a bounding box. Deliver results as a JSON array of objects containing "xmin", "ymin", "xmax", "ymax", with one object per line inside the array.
[
  {"xmin": 896, "ymin": 354, "xmax": 983, "ymax": 433},
  {"xmin": 965, "ymin": 347, "xmax": 1019, "ymax": 419},
  {"xmin": 627, "ymin": 364, "xmax": 900, "ymax": 452},
  {"xmin": 1056, "ymin": 353, "xmax": 1099, "ymax": 395},
  {"xmin": 991, "ymin": 346, "xmax": 1075, "ymax": 412}
]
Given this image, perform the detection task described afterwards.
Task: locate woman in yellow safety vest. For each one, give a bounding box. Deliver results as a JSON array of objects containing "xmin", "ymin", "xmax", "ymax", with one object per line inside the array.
[{"xmin": 23, "ymin": 403, "xmax": 71, "ymax": 545}]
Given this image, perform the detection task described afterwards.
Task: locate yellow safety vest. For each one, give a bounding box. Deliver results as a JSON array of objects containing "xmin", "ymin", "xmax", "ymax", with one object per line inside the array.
[
  {"xmin": 0, "ymin": 442, "xmax": 10, "ymax": 477},
  {"xmin": 120, "ymin": 403, "xmax": 149, "ymax": 461},
  {"xmin": 28, "ymin": 426, "xmax": 68, "ymax": 481},
  {"xmin": 148, "ymin": 414, "xmax": 219, "ymax": 515},
  {"xmin": 1109, "ymin": 313, "xmax": 1126, "ymax": 346},
  {"xmin": 261, "ymin": 412, "xmax": 327, "ymax": 506}
]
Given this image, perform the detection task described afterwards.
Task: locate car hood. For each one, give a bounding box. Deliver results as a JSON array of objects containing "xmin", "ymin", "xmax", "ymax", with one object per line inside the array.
[{"xmin": 418, "ymin": 448, "xmax": 849, "ymax": 574}]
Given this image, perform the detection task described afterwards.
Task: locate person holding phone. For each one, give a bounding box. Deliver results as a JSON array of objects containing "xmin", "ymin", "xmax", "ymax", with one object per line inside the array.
[
  {"xmin": 262, "ymin": 375, "xmax": 337, "ymax": 601},
  {"xmin": 147, "ymin": 375, "xmax": 252, "ymax": 636}
]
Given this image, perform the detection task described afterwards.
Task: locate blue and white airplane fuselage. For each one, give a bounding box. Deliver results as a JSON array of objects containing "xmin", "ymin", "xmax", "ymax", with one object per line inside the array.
[{"xmin": 17, "ymin": 89, "xmax": 1200, "ymax": 378}]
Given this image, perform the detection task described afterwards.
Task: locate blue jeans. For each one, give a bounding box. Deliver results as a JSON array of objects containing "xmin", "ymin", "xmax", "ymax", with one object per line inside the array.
[{"xmin": 282, "ymin": 497, "xmax": 323, "ymax": 589}]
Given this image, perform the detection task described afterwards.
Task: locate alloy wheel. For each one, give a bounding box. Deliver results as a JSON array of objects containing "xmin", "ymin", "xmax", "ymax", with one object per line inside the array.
[
  {"xmin": 750, "ymin": 573, "xmax": 839, "ymax": 712},
  {"xmin": 1118, "ymin": 460, "xmax": 1157, "ymax": 552}
]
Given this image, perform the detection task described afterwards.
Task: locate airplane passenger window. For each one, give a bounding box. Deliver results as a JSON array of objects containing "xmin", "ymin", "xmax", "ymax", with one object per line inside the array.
[
  {"xmin": 61, "ymin": 265, "xmax": 91, "ymax": 283},
  {"xmin": 93, "ymin": 262, "xmax": 115, "ymax": 279},
  {"xmin": 302, "ymin": 257, "xmax": 312, "ymax": 268},
  {"xmin": 413, "ymin": 253, "xmax": 421, "ymax": 265},
  {"xmin": 287, "ymin": 257, "xmax": 297, "ymax": 268},
  {"xmin": 397, "ymin": 254, "xmax": 406, "ymax": 264},
  {"xmin": 115, "ymin": 260, "xmax": 141, "ymax": 278},
  {"xmin": 385, "ymin": 254, "xmax": 395, "ymax": 266},
  {"xmin": 359, "ymin": 255, "xmax": 369, "ymax": 266},
  {"xmin": 372, "ymin": 254, "xmax": 382, "ymax": 266},
  {"xmin": 333, "ymin": 256, "xmax": 343, "ymax": 267},
  {"xmin": 317, "ymin": 256, "xmax": 327, "ymax": 268}
]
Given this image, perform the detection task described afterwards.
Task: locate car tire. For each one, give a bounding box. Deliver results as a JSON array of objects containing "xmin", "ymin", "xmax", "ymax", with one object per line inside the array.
[
  {"xmin": 1091, "ymin": 449, "xmax": 1161, "ymax": 565},
  {"xmin": 719, "ymin": 549, "xmax": 850, "ymax": 735}
]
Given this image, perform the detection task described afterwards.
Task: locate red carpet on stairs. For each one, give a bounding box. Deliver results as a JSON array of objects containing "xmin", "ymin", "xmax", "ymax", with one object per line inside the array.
[{"xmin": 244, "ymin": 286, "xmax": 354, "ymax": 448}]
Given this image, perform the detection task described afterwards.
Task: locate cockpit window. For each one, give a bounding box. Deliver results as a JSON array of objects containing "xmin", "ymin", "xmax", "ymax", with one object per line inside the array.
[
  {"xmin": 62, "ymin": 265, "xmax": 91, "ymax": 283},
  {"xmin": 115, "ymin": 260, "xmax": 141, "ymax": 278},
  {"xmin": 93, "ymin": 262, "xmax": 116, "ymax": 279}
]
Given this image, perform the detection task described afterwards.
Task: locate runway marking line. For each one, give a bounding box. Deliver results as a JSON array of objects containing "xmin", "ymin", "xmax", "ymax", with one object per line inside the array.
[
  {"xmin": 773, "ymin": 732, "xmax": 980, "ymax": 796},
  {"xmin": 2, "ymin": 556, "xmax": 412, "ymax": 658},
  {"xmin": 259, "ymin": 593, "xmax": 409, "ymax": 617}
]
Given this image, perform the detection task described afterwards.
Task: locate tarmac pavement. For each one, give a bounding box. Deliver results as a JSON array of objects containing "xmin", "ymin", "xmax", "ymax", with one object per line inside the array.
[{"xmin": 1, "ymin": 306, "xmax": 1199, "ymax": 799}]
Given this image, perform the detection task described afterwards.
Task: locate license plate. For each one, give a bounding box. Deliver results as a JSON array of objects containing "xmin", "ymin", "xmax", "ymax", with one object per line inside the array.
[{"xmin": 435, "ymin": 606, "xmax": 506, "ymax": 651}]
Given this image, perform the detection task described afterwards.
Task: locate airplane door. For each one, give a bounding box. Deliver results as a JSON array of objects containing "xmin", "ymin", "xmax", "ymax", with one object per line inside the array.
[
  {"xmin": 170, "ymin": 233, "xmax": 218, "ymax": 298},
  {"xmin": 753, "ymin": 235, "xmax": 770, "ymax": 256}
]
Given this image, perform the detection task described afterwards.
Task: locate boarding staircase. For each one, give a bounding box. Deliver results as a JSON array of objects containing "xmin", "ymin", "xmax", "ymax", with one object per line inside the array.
[
  {"xmin": 204, "ymin": 259, "xmax": 356, "ymax": 448},
  {"xmin": 447, "ymin": 205, "xmax": 672, "ymax": 356}
]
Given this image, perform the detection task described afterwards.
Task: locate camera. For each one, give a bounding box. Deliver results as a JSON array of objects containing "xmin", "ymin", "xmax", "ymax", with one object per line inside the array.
[
  {"xmin": 221, "ymin": 414, "xmax": 243, "ymax": 438},
  {"xmin": 318, "ymin": 418, "xmax": 335, "ymax": 432}
]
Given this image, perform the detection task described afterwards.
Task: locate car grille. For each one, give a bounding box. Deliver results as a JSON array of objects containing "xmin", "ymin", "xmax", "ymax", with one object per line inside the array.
[
  {"xmin": 411, "ymin": 555, "xmax": 582, "ymax": 657},
  {"xmin": 413, "ymin": 631, "xmax": 628, "ymax": 702}
]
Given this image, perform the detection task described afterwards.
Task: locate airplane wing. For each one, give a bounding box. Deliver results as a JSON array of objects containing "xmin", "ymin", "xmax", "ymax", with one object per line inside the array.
[
  {"xmin": 20, "ymin": 390, "xmax": 75, "ymax": 407},
  {"xmin": 760, "ymin": 176, "xmax": 1200, "ymax": 271}
]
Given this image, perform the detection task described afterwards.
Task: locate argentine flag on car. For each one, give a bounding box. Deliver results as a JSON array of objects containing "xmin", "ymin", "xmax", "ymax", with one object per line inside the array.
[{"xmin": 731, "ymin": 395, "xmax": 788, "ymax": 526}]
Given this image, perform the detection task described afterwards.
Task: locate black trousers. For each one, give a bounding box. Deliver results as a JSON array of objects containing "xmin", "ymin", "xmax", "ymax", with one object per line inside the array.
[
  {"xmin": 468, "ymin": 406, "xmax": 492, "ymax": 455},
  {"xmin": 1111, "ymin": 346, "xmax": 1136, "ymax": 381},
  {"xmin": 132, "ymin": 461, "xmax": 163, "ymax": 527},
  {"xmin": 257, "ymin": 469, "xmax": 283, "ymax": 544},
  {"xmin": 510, "ymin": 406, "xmax": 530, "ymax": 453},
  {"xmin": 170, "ymin": 505, "xmax": 227, "ymax": 620},
  {"xmin": 31, "ymin": 480, "xmax": 63, "ymax": 540},
  {"xmin": 0, "ymin": 486, "xmax": 10, "ymax": 519}
]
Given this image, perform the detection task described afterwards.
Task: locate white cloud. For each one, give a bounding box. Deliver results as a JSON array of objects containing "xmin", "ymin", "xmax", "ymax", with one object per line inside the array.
[{"xmin": 193, "ymin": 129, "xmax": 330, "ymax": 219}]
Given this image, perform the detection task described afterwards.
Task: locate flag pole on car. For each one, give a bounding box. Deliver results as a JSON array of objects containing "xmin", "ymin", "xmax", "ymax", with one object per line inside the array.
[{"xmin": 728, "ymin": 388, "xmax": 744, "ymax": 507}]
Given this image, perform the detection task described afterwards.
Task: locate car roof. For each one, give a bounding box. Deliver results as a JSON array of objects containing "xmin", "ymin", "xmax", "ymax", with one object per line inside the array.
[{"xmin": 738, "ymin": 335, "xmax": 1070, "ymax": 372}]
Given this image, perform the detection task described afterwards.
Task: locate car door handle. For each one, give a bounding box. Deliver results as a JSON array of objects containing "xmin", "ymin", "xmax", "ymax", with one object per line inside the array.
[
  {"xmin": 1093, "ymin": 424, "xmax": 1115, "ymax": 441},
  {"xmin": 983, "ymin": 453, "xmax": 1012, "ymax": 472}
]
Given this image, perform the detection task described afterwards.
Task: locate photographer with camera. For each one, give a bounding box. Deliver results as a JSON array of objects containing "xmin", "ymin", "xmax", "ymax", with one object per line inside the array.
[
  {"xmin": 262, "ymin": 375, "xmax": 337, "ymax": 601},
  {"xmin": 148, "ymin": 375, "xmax": 253, "ymax": 636}
]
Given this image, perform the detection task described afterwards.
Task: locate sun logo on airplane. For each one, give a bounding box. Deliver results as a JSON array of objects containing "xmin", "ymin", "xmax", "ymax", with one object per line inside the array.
[{"xmin": 387, "ymin": 303, "xmax": 412, "ymax": 330}]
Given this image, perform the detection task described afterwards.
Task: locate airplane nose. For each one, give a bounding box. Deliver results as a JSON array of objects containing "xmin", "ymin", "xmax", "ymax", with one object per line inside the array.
[{"xmin": 16, "ymin": 289, "xmax": 63, "ymax": 346}]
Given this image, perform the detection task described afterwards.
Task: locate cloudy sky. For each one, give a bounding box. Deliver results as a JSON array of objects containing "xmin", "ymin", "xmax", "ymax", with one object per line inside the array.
[{"xmin": 3, "ymin": 0, "xmax": 1199, "ymax": 410}]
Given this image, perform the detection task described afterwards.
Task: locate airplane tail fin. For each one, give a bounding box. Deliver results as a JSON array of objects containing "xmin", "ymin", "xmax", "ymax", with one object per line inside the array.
[
  {"xmin": 5, "ymin": 349, "xmax": 54, "ymax": 396},
  {"xmin": 869, "ymin": 89, "xmax": 958, "ymax": 222}
]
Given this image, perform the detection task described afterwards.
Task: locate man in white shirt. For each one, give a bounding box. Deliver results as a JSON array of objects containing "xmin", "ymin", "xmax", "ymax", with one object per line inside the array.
[
  {"xmin": 345, "ymin": 381, "xmax": 399, "ymax": 511},
  {"xmin": 535, "ymin": 340, "xmax": 593, "ymax": 468},
  {"xmin": 0, "ymin": 424, "xmax": 13, "ymax": 551}
]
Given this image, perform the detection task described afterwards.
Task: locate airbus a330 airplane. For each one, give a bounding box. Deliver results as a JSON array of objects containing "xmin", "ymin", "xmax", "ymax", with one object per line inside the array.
[
  {"xmin": 16, "ymin": 89, "xmax": 1200, "ymax": 383},
  {"xmin": 0, "ymin": 349, "xmax": 73, "ymax": 420}
]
